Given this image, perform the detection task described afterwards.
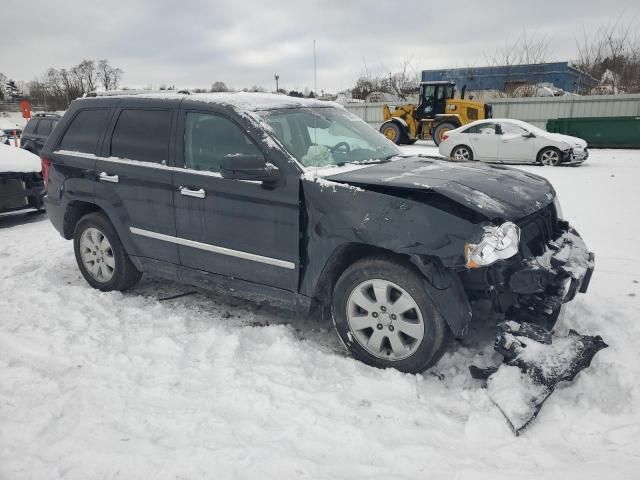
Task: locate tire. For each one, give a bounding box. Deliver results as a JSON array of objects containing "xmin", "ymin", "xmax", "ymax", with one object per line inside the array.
[
  {"xmin": 450, "ymin": 145, "xmax": 473, "ymax": 161},
  {"xmin": 433, "ymin": 122, "xmax": 457, "ymax": 146},
  {"xmin": 538, "ymin": 147, "xmax": 562, "ymax": 166},
  {"xmin": 73, "ymin": 212, "xmax": 142, "ymax": 292},
  {"xmin": 380, "ymin": 122, "xmax": 404, "ymax": 145},
  {"xmin": 406, "ymin": 138, "xmax": 418, "ymax": 145},
  {"xmin": 332, "ymin": 256, "xmax": 451, "ymax": 374}
]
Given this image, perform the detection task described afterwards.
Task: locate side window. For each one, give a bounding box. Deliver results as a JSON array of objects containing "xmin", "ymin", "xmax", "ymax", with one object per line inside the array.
[
  {"xmin": 465, "ymin": 123, "xmax": 498, "ymax": 135},
  {"xmin": 59, "ymin": 109, "xmax": 110, "ymax": 153},
  {"xmin": 184, "ymin": 113, "xmax": 261, "ymax": 173},
  {"xmin": 110, "ymin": 109, "xmax": 172, "ymax": 163},
  {"xmin": 23, "ymin": 119, "xmax": 38, "ymax": 134},
  {"xmin": 35, "ymin": 119, "xmax": 53, "ymax": 136},
  {"xmin": 501, "ymin": 122, "xmax": 528, "ymax": 135}
]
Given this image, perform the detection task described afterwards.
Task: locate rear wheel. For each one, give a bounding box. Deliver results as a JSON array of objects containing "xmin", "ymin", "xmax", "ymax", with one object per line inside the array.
[
  {"xmin": 332, "ymin": 257, "xmax": 451, "ymax": 373},
  {"xmin": 433, "ymin": 122, "xmax": 456, "ymax": 146},
  {"xmin": 451, "ymin": 145, "xmax": 473, "ymax": 161},
  {"xmin": 380, "ymin": 122, "xmax": 403, "ymax": 145},
  {"xmin": 73, "ymin": 212, "xmax": 142, "ymax": 292},
  {"xmin": 538, "ymin": 147, "xmax": 562, "ymax": 166}
]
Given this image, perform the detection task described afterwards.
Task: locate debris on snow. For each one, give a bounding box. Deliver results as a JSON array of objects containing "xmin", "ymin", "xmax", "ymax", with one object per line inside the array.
[{"xmin": 474, "ymin": 321, "xmax": 608, "ymax": 435}]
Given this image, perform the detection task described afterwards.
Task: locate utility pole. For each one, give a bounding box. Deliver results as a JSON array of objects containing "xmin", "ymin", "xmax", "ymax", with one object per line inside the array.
[
  {"xmin": 274, "ymin": 74, "xmax": 279, "ymax": 93},
  {"xmin": 313, "ymin": 40, "xmax": 317, "ymax": 97}
]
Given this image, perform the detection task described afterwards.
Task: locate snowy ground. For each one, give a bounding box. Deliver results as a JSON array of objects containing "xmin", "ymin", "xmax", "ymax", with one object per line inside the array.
[{"xmin": 1, "ymin": 144, "xmax": 639, "ymax": 479}]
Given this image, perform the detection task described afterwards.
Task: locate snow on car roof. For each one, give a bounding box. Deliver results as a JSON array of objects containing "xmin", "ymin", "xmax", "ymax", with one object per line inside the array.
[
  {"xmin": 0, "ymin": 144, "xmax": 41, "ymax": 173},
  {"xmin": 80, "ymin": 91, "xmax": 341, "ymax": 112},
  {"xmin": 464, "ymin": 118, "xmax": 537, "ymax": 129}
]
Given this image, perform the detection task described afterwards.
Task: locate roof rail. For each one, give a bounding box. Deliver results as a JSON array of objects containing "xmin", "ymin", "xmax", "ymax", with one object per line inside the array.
[
  {"xmin": 85, "ymin": 89, "xmax": 191, "ymax": 97},
  {"xmin": 33, "ymin": 112, "xmax": 62, "ymax": 118}
]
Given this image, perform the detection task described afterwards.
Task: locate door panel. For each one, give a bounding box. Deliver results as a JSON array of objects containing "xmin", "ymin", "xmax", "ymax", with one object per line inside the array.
[
  {"xmin": 173, "ymin": 110, "xmax": 300, "ymax": 291},
  {"xmin": 95, "ymin": 159, "xmax": 178, "ymax": 263},
  {"xmin": 498, "ymin": 122, "xmax": 535, "ymax": 162},
  {"xmin": 95, "ymin": 107, "xmax": 179, "ymax": 264},
  {"xmin": 468, "ymin": 123, "xmax": 500, "ymax": 160}
]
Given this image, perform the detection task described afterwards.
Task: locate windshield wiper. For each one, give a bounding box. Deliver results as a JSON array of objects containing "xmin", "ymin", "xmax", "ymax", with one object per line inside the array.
[{"xmin": 337, "ymin": 154, "xmax": 399, "ymax": 166}]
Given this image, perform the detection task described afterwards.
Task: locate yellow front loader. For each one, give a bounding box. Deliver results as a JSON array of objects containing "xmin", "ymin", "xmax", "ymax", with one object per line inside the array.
[{"xmin": 380, "ymin": 81, "xmax": 492, "ymax": 146}]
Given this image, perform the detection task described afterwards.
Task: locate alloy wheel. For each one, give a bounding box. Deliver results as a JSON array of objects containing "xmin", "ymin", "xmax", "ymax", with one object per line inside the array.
[
  {"xmin": 541, "ymin": 149, "xmax": 561, "ymax": 166},
  {"xmin": 80, "ymin": 227, "xmax": 115, "ymax": 282},
  {"xmin": 452, "ymin": 147, "xmax": 471, "ymax": 161},
  {"xmin": 346, "ymin": 279, "xmax": 425, "ymax": 361}
]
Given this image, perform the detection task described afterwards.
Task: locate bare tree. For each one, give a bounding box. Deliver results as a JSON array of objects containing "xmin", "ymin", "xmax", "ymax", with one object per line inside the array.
[
  {"xmin": 97, "ymin": 59, "xmax": 124, "ymax": 91},
  {"xmin": 210, "ymin": 81, "xmax": 228, "ymax": 92},
  {"xmin": 76, "ymin": 59, "xmax": 97, "ymax": 92},
  {"xmin": 483, "ymin": 30, "xmax": 552, "ymax": 95},
  {"xmin": 485, "ymin": 30, "xmax": 551, "ymax": 67},
  {"xmin": 575, "ymin": 18, "xmax": 640, "ymax": 93},
  {"xmin": 388, "ymin": 58, "xmax": 421, "ymax": 99},
  {"xmin": 0, "ymin": 72, "xmax": 6, "ymax": 100}
]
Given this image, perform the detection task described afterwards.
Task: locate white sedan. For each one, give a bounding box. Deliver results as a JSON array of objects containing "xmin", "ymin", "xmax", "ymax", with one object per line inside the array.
[{"xmin": 438, "ymin": 118, "xmax": 588, "ymax": 166}]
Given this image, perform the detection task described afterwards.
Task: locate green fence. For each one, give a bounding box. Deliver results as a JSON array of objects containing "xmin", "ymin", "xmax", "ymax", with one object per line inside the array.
[{"xmin": 546, "ymin": 116, "xmax": 640, "ymax": 148}]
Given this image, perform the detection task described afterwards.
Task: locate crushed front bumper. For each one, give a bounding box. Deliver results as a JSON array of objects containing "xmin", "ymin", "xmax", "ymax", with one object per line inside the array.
[
  {"xmin": 507, "ymin": 222, "xmax": 594, "ymax": 315},
  {"xmin": 562, "ymin": 147, "xmax": 589, "ymax": 165}
]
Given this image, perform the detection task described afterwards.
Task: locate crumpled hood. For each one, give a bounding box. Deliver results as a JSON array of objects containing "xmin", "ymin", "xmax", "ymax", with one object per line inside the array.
[
  {"xmin": 547, "ymin": 133, "xmax": 587, "ymax": 149},
  {"xmin": 324, "ymin": 157, "xmax": 555, "ymax": 220}
]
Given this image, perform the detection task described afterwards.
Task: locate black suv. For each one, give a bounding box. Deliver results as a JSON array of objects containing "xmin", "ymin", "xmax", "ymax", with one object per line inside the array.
[
  {"xmin": 20, "ymin": 112, "xmax": 61, "ymax": 155},
  {"xmin": 42, "ymin": 93, "xmax": 594, "ymax": 373}
]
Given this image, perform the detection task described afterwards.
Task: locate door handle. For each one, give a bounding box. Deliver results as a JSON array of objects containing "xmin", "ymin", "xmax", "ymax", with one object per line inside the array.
[
  {"xmin": 98, "ymin": 172, "xmax": 119, "ymax": 183},
  {"xmin": 179, "ymin": 186, "xmax": 206, "ymax": 199}
]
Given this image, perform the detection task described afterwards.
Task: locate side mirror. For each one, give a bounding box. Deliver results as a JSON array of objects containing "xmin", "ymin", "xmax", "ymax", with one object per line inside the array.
[
  {"xmin": 522, "ymin": 132, "xmax": 536, "ymax": 138},
  {"xmin": 220, "ymin": 154, "xmax": 280, "ymax": 182}
]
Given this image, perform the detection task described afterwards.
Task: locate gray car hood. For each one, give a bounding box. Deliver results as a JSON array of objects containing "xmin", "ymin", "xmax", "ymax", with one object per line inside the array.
[{"xmin": 324, "ymin": 157, "xmax": 555, "ymax": 220}]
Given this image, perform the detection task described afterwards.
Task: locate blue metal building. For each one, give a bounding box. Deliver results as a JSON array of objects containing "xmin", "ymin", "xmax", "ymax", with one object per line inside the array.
[{"xmin": 421, "ymin": 62, "xmax": 597, "ymax": 94}]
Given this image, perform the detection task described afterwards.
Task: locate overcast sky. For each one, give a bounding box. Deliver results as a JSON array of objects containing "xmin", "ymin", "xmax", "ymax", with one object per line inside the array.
[{"xmin": 1, "ymin": 0, "xmax": 638, "ymax": 93}]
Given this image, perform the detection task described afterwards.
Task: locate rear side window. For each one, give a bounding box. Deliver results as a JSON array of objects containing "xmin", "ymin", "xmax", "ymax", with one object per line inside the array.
[
  {"xmin": 59, "ymin": 109, "xmax": 110, "ymax": 153},
  {"xmin": 35, "ymin": 119, "xmax": 53, "ymax": 136},
  {"xmin": 23, "ymin": 119, "xmax": 38, "ymax": 134},
  {"xmin": 110, "ymin": 109, "xmax": 172, "ymax": 163}
]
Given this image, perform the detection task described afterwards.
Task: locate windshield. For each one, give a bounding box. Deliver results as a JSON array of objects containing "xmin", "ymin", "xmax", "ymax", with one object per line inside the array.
[{"xmin": 256, "ymin": 107, "xmax": 401, "ymax": 168}]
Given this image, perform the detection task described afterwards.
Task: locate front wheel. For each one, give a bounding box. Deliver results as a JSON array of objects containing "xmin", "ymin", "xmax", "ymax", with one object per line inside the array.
[
  {"xmin": 538, "ymin": 147, "xmax": 562, "ymax": 166},
  {"xmin": 332, "ymin": 257, "xmax": 451, "ymax": 373},
  {"xmin": 73, "ymin": 212, "xmax": 142, "ymax": 291}
]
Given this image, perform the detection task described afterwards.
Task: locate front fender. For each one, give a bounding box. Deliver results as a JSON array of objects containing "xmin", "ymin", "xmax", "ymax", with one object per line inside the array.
[
  {"xmin": 299, "ymin": 178, "xmax": 481, "ymax": 298},
  {"xmin": 410, "ymin": 255, "xmax": 472, "ymax": 337}
]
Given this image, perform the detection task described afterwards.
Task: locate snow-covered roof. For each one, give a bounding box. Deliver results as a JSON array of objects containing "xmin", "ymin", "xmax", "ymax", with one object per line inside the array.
[
  {"xmin": 80, "ymin": 91, "xmax": 340, "ymax": 112},
  {"xmin": 0, "ymin": 144, "xmax": 41, "ymax": 173}
]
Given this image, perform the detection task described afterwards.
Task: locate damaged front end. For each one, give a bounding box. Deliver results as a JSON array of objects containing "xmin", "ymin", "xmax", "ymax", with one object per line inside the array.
[
  {"xmin": 463, "ymin": 202, "xmax": 603, "ymax": 434},
  {"xmin": 463, "ymin": 203, "xmax": 595, "ymax": 328},
  {"xmin": 562, "ymin": 147, "xmax": 589, "ymax": 165}
]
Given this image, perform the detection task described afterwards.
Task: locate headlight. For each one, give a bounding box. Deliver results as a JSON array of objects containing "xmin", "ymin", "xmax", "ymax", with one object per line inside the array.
[
  {"xmin": 465, "ymin": 222, "xmax": 520, "ymax": 268},
  {"xmin": 553, "ymin": 196, "xmax": 563, "ymax": 220}
]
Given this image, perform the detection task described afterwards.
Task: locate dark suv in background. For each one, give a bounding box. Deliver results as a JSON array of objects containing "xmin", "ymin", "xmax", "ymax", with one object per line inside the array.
[
  {"xmin": 20, "ymin": 113, "xmax": 61, "ymax": 155},
  {"xmin": 41, "ymin": 92, "xmax": 594, "ymax": 374}
]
